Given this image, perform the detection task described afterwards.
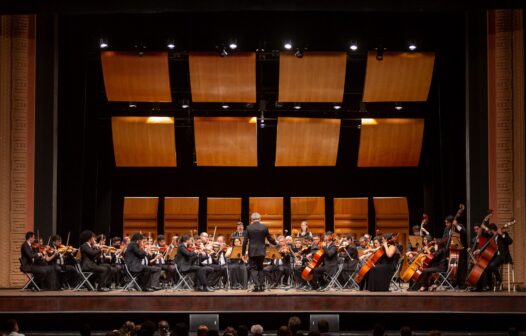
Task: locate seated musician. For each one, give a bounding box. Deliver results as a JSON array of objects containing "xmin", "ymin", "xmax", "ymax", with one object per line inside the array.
[
  {"xmin": 197, "ymin": 236, "xmax": 226, "ymax": 289},
  {"xmin": 297, "ymin": 221, "xmax": 313, "ymax": 239},
  {"xmin": 418, "ymin": 237, "xmax": 447, "ymax": 291},
  {"xmin": 473, "ymin": 223, "xmax": 513, "ymax": 290},
  {"xmin": 20, "ymin": 231, "xmax": 60, "ymax": 290},
  {"xmin": 79, "ymin": 230, "xmax": 112, "ymax": 291},
  {"xmin": 406, "ymin": 225, "xmax": 423, "ymax": 262},
  {"xmin": 309, "ymin": 231, "xmax": 338, "ymax": 290},
  {"xmin": 293, "ymin": 236, "xmax": 313, "ymax": 289},
  {"xmin": 48, "ymin": 234, "xmax": 78, "ymax": 289},
  {"xmin": 123, "ymin": 233, "xmax": 159, "ymax": 292},
  {"xmin": 339, "ymin": 235, "xmax": 359, "ymax": 284},
  {"xmin": 360, "ymin": 236, "xmax": 381, "ymax": 261},
  {"xmin": 169, "ymin": 235, "xmax": 179, "ymax": 249},
  {"xmin": 109, "ymin": 236, "xmax": 124, "ymax": 288},
  {"xmin": 225, "ymin": 237, "xmax": 248, "ymax": 289},
  {"xmin": 96, "ymin": 234, "xmax": 121, "ymax": 289},
  {"xmin": 175, "ymin": 234, "xmax": 214, "ymax": 292},
  {"xmin": 152, "ymin": 235, "xmax": 176, "ymax": 287},
  {"xmin": 264, "ymin": 235, "xmax": 292, "ymax": 288},
  {"xmin": 230, "ymin": 222, "xmax": 245, "ymax": 241},
  {"xmin": 362, "ymin": 233, "xmax": 401, "ymax": 292}
]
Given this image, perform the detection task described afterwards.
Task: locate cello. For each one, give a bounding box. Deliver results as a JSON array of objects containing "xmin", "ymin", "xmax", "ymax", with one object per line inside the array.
[
  {"xmin": 301, "ymin": 242, "xmax": 325, "ymax": 281},
  {"xmin": 354, "ymin": 234, "xmax": 397, "ymax": 284},
  {"xmin": 400, "ymin": 239, "xmax": 436, "ymax": 283},
  {"xmin": 466, "ymin": 219, "xmax": 515, "ymax": 287}
]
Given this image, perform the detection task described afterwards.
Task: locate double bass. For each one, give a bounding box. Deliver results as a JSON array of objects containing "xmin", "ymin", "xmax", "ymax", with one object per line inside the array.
[
  {"xmin": 466, "ymin": 219, "xmax": 515, "ymax": 287},
  {"xmin": 447, "ymin": 204, "xmax": 465, "ymax": 281}
]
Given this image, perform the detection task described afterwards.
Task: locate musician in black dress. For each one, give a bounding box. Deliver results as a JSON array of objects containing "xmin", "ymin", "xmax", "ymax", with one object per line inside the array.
[
  {"xmin": 311, "ymin": 232, "xmax": 338, "ymax": 290},
  {"xmin": 175, "ymin": 234, "xmax": 213, "ymax": 292},
  {"xmin": 364, "ymin": 233, "xmax": 400, "ymax": 292},
  {"xmin": 242, "ymin": 212, "xmax": 277, "ymax": 292},
  {"xmin": 20, "ymin": 231, "xmax": 59, "ymax": 290},
  {"xmin": 79, "ymin": 230, "xmax": 112, "ymax": 291}
]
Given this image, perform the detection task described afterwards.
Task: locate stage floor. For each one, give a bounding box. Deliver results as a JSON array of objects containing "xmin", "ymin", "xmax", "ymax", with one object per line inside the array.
[{"xmin": 1, "ymin": 289, "xmax": 525, "ymax": 314}]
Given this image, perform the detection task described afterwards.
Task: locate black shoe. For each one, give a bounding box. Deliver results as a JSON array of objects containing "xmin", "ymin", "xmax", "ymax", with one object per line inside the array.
[
  {"xmin": 152, "ymin": 286, "xmax": 163, "ymax": 291},
  {"xmin": 98, "ymin": 287, "xmax": 110, "ymax": 292},
  {"xmin": 143, "ymin": 287, "xmax": 154, "ymax": 292},
  {"xmin": 203, "ymin": 286, "xmax": 214, "ymax": 292}
]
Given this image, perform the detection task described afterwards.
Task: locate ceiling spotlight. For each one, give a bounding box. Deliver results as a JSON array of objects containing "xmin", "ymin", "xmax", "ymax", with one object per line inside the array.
[
  {"xmin": 375, "ymin": 47, "xmax": 384, "ymax": 61},
  {"xmin": 394, "ymin": 103, "xmax": 403, "ymax": 111},
  {"xmin": 294, "ymin": 48, "xmax": 304, "ymax": 58},
  {"xmin": 220, "ymin": 46, "xmax": 228, "ymax": 57},
  {"xmin": 284, "ymin": 41, "xmax": 293, "ymax": 50},
  {"xmin": 408, "ymin": 43, "xmax": 417, "ymax": 51},
  {"xmin": 167, "ymin": 42, "xmax": 175, "ymax": 49},
  {"xmin": 229, "ymin": 40, "xmax": 238, "ymax": 50},
  {"xmin": 222, "ymin": 104, "xmax": 230, "ymax": 109},
  {"xmin": 349, "ymin": 43, "xmax": 358, "ymax": 51},
  {"xmin": 129, "ymin": 102, "xmax": 137, "ymax": 108},
  {"xmin": 181, "ymin": 98, "xmax": 190, "ymax": 109},
  {"xmin": 333, "ymin": 104, "xmax": 342, "ymax": 110},
  {"xmin": 293, "ymin": 103, "xmax": 302, "ymax": 110},
  {"xmin": 99, "ymin": 38, "xmax": 108, "ymax": 49}
]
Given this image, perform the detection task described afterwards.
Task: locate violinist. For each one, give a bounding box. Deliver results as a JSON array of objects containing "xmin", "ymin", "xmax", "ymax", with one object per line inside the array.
[
  {"xmin": 443, "ymin": 215, "xmax": 468, "ymax": 288},
  {"xmin": 109, "ymin": 236, "xmax": 124, "ymax": 288},
  {"xmin": 339, "ymin": 235, "xmax": 359, "ymax": 286},
  {"xmin": 297, "ymin": 221, "xmax": 313, "ymax": 239},
  {"xmin": 212, "ymin": 235, "xmax": 229, "ymax": 288},
  {"xmin": 169, "ymin": 235, "xmax": 179, "ymax": 249},
  {"xmin": 79, "ymin": 230, "xmax": 112, "ymax": 291},
  {"xmin": 363, "ymin": 233, "xmax": 400, "ymax": 292},
  {"xmin": 175, "ymin": 234, "xmax": 213, "ymax": 292},
  {"xmin": 293, "ymin": 236, "xmax": 313, "ymax": 290},
  {"xmin": 310, "ymin": 231, "xmax": 338, "ymax": 291},
  {"xmin": 48, "ymin": 235, "xmax": 78, "ymax": 289},
  {"xmin": 418, "ymin": 237, "xmax": 447, "ymax": 292},
  {"xmin": 20, "ymin": 231, "xmax": 60, "ymax": 290},
  {"xmin": 360, "ymin": 237, "xmax": 381, "ymax": 261},
  {"xmin": 264, "ymin": 236, "xmax": 293, "ymax": 289},
  {"xmin": 123, "ymin": 233, "xmax": 158, "ymax": 292},
  {"xmin": 152, "ymin": 235, "xmax": 177, "ymax": 287},
  {"xmin": 225, "ymin": 237, "xmax": 248, "ymax": 289}
]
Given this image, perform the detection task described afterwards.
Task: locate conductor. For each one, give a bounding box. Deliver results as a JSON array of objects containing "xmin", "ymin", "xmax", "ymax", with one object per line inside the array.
[{"xmin": 242, "ymin": 212, "xmax": 277, "ymax": 292}]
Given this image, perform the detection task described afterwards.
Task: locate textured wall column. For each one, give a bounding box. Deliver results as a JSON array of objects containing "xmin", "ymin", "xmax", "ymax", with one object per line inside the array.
[
  {"xmin": 488, "ymin": 9, "xmax": 525, "ymax": 288},
  {"xmin": 0, "ymin": 15, "xmax": 35, "ymax": 288}
]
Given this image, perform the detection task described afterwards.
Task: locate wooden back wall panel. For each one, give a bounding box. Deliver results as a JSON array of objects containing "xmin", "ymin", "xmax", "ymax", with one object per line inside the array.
[
  {"xmin": 101, "ymin": 51, "xmax": 171, "ymax": 102},
  {"xmin": 189, "ymin": 52, "xmax": 256, "ymax": 103},
  {"xmin": 291, "ymin": 197, "xmax": 325, "ymax": 235},
  {"xmin": 164, "ymin": 197, "xmax": 199, "ymax": 241},
  {"xmin": 334, "ymin": 198, "xmax": 369, "ymax": 238},
  {"xmin": 358, "ymin": 118, "xmax": 424, "ymax": 167},
  {"xmin": 362, "ymin": 51, "xmax": 435, "ymax": 102},
  {"xmin": 207, "ymin": 198, "xmax": 242, "ymax": 238},
  {"xmin": 276, "ymin": 117, "xmax": 340, "ymax": 166},
  {"xmin": 373, "ymin": 197, "xmax": 409, "ymax": 253},
  {"xmin": 279, "ymin": 52, "xmax": 347, "ymax": 102},
  {"xmin": 123, "ymin": 197, "xmax": 158, "ymax": 238},
  {"xmin": 194, "ymin": 117, "xmax": 257, "ymax": 166},
  {"xmin": 249, "ymin": 197, "xmax": 284, "ymax": 235},
  {"xmin": 112, "ymin": 117, "xmax": 177, "ymax": 167}
]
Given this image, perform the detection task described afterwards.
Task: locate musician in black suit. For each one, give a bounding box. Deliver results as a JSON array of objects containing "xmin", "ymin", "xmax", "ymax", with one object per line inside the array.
[
  {"xmin": 242, "ymin": 212, "xmax": 277, "ymax": 292},
  {"xmin": 123, "ymin": 233, "xmax": 159, "ymax": 292},
  {"xmin": 79, "ymin": 230, "xmax": 112, "ymax": 291},
  {"xmin": 311, "ymin": 232, "xmax": 338, "ymax": 290},
  {"xmin": 442, "ymin": 215, "xmax": 468, "ymax": 288},
  {"xmin": 479, "ymin": 223, "xmax": 513, "ymax": 290},
  {"xmin": 175, "ymin": 234, "xmax": 213, "ymax": 292},
  {"xmin": 20, "ymin": 232, "xmax": 59, "ymax": 290}
]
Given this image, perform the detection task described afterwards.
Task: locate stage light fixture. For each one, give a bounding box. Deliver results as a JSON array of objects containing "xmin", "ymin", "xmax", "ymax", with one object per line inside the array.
[
  {"xmin": 167, "ymin": 41, "xmax": 175, "ymax": 49},
  {"xmin": 220, "ymin": 47, "xmax": 228, "ymax": 57},
  {"xmin": 394, "ymin": 103, "xmax": 403, "ymax": 111},
  {"xmin": 99, "ymin": 38, "xmax": 108, "ymax": 49},
  {"xmin": 222, "ymin": 104, "xmax": 230, "ymax": 109},
  {"xmin": 129, "ymin": 102, "xmax": 137, "ymax": 108},
  {"xmin": 284, "ymin": 41, "xmax": 293, "ymax": 50},
  {"xmin": 375, "ymin": 47, "xmax": 384, "ymax": 61},
  {"xmin": 294, "ymin": 48, "xmax": 304, "ymax": 58},
  {"xmin": 333, "ymin": 104, "xmax": 342, "ymax": 110},
  {"xmin": 229, "ymin": 40, "xmax": 238, "ymax": 50},
  {"xmin": 181, "ymin": 99, "xmax": 190, "ymax": 109},
  {"xmin": 408, "ymin": 43, "xmax": 417, "ymax": 51},
  {"xmin": 293, "ymin": 103, "xmax": 302, "ymax": 110},
  {"xmin": 260, "ymin": 111, "xmax": 266, "ymax": 128},
  {"xmin": 350, "ymin": 43, "xmax": 358, "ymax": 51}
]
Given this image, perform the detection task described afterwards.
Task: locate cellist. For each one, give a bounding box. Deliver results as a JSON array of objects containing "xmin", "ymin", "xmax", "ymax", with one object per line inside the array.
[
  {"xmin": 417, "ymin": 238, "xmax": 447, "ymax": 292},
  {"xmin": 309, "ymin": 231, "xmax": 338, "ymax": 291}
]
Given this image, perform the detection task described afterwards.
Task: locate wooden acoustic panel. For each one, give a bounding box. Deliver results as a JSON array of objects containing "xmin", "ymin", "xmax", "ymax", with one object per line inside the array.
[
  {"xmin": 278, "ymin": 52, "xmax": 347, "ymax": 102},
  {"xmin": 194, "ymin": 117, "xmax": 257, "ymax": 166},
  {"xmin": 164, "ymin": 197, "xmax": 199, "ymax": 242},
  {"xmin": 189, "ymin": 52, "xmax": 256, "ymax": 103},
  {"xmin": 334, "ymin": 198, "xmax": 369, "ymax": 238},
  {"xmin": 123, "ymin": 197, "xmax": 158, "ymax": 238},
  {"xmin": 101, "ymin": 51, "xmax": 171, "ymax": 102},
  {"xmin": 291, "ymin": 197, "xmax": 325, "ymax": 235},
  {"xmin": 373, "ymin": 197, "xmax": 409, "ymax": 253},
  {"xmin": 358, "ymin": 118, "xmax": 424, "ymax": 167},
  {"xmin": 249, "ymin": 197, "xmax": 284, "ymax": 235},
  {"xmin": 276, "ymin": 117, "xmax": 341, "ymax": 166},
  {"xmin": 207, "ymin": 198, "xmax": 242, "ymax": 238},
  {"xmin": 112, "ymin": 117, "xmax": 176, "ymax": 167},
  {"xmin": 362, "ymin": 51, "xmax": 435, "ymax": 102}
]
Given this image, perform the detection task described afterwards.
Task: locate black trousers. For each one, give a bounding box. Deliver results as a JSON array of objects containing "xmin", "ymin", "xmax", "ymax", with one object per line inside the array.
[
  {"xmin": 419, "ymin": 266, "xmax": 446, "ymax": 288},
  {"xmin": 248, "ymin": 256, "xmax": 265, "ymax": 287},
  {"xmin": 186, "ymin": 265, "xmax": 212, "ymax": 287},
  {"xmin": 84, "ymin": 264, "xmax": 112, "ymax": 288},
  {"xmin": 312, "ymin": 265, "xmax": 337, "ymax": 288},
  {"xmin": 28, "ymin": 264, "xmax": 59, "ymax": 290}
]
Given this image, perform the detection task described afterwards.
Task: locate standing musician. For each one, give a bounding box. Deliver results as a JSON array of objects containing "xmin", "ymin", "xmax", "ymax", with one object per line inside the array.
[
  {"xmin": 473, "ymin": 223, "xmax": 513, "ymax": 290},
  {"xmin": 242, "ymin": 212, "xmax": 277, "ymax": 292},
  {"xmin": 417, "ymin": 238, "xmax": 448, "ymax": 292},
  {"xmin": 310, "ymin": 232, "xmax": 338, "ymax": 291},
  {"xmin": 443, "ymin": 214, "xmax": 468, "ymax": 288},
  {"xmin": 20, "ymin": 231, "xmax": 60, "ymax": 290},
  {"xmin": 175, "ymin": 234, "xmax": 214, "ymax": 292},
  {"xmin": 79, "ymin": 230, "xmax": 112, "ymax": 291},
  {"xmin": 297, "ymin": 221, "xmax": 313, "ymax": 239},
  {"xmin": 231, "ymin": 222, "xmax": 245, "ymax": 241},
  {"xmin": 123, "ymin": 233, "xmax": 159, "ymax": 292}
]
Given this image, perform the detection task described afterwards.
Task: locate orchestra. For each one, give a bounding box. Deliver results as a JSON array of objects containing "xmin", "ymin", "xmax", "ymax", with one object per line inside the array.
[{"xmin": 19, "ymin": 208, "xmax": 515, "ymax": 293}]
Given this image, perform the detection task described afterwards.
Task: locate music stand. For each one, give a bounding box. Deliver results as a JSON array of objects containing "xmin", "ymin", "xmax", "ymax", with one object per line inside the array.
[
  {"xmin": 266, "ymin": 246, "xmax": 282, "ymax": 260},
  {"xmin": 166, "ymin": 247, "xmax": 177, "ymax": 261},
  {"xmin": 408, "ymin": 236, "xmax": 423, "ymax": 250},
  {"xmin": 229, "ymin": 246, "xmax": 244, "ymax": 259}
]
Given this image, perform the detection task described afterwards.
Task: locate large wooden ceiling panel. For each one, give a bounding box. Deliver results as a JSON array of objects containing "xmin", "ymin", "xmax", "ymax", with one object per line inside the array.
[
  {"xmin": 362, "ymin": 51, "xmax": 435, "ymax": 102},
  {"xmin": 358, "ymin": 118, "xmax": 424, "ymax": 167},
  {"xmin": 275, "ymin": 117, "xmax": 340, "ymax": 166},
  {"xmin": 194, "ymin": 117, "xmax": 257, "ymax": 166},
  {"xmin": 101, "ymin": 51, "xmax": 171, "ymax": 102},
  {"xmin": 189, "ymin": 52, "xmax": 256, "ymax": 103},
  {"xmin": 112, "ymin": 117, "xmax": 176, "ymax": 167},
  {"xmin": 278, "ymin": 52, "xmax": 347, "ymax": 102}
]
